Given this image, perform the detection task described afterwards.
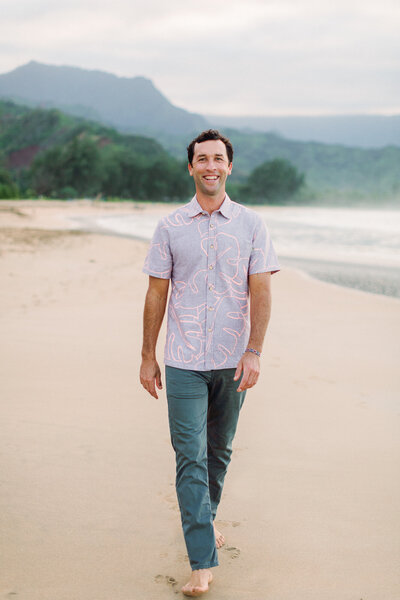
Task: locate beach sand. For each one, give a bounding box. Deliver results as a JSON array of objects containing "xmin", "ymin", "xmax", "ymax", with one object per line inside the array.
[{"xmin": 1, "ymin": 201, "xmax": 399, "ymax": 599}]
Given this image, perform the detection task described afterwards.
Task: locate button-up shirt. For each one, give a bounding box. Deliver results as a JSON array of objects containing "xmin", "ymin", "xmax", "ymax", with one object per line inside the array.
[{"xmin": 143, "ymin": 195, "xmax": 280, "ymax": 371}]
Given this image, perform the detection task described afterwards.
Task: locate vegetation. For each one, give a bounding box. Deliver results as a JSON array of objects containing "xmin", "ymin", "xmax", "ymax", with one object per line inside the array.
[
  {"xmin": 28, "ymin": 139, "xmax": 191, "ymax": 200},
  {"xmin": 161, "ymin": 128, "xmax": 400, "ymax": 205},
  {"xmin": 0, "ymin": 166, "xmax": 19, "ymax": 198},
  {"xmin": 1, "ymin": 99, "xmax": 399, "ymax": 205},
  {"xmin": 242, "ymin": 158, "xmax": 305, "ymax": 203},
  {"xmin": 0, "ymin": 100, "xmax": 191, "ymax": 201}
]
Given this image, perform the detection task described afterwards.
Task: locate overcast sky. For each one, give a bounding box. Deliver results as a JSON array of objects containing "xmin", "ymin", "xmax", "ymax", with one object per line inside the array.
[{"xmin": 0, "ymin": 0, "xmax": 399, "ymax": 116}]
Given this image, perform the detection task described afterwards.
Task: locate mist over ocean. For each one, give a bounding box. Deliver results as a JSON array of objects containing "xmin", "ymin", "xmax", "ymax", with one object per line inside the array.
[{"xmin": 84, "ymin": 205, "xmax": 400, "ymax": 299}]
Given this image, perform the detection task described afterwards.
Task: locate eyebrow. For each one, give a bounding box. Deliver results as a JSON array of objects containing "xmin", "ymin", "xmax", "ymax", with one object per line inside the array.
[{"xmin": 195, "ymin": 153, "xmax": 226, "ymax": 159}]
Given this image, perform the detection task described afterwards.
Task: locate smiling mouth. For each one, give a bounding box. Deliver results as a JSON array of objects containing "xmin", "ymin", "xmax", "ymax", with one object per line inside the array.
[{"xmin": 204, "ymin": 176, "xmax": 219, "ymax": 181}]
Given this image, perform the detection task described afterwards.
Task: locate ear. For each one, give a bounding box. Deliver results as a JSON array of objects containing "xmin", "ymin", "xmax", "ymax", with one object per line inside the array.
[
  {"xmin": 227, "ymin": 162, "xmax": 233, "ymax": 175},
  {"xmin": 188, "ymin": 162, "xmax": 193, "ymax": 176}
]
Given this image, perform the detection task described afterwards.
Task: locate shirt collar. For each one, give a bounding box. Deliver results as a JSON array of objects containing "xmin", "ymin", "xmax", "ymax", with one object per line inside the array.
[{"xmin": 186, "ymin": 194, "xmax": 233, "ymax": 219}]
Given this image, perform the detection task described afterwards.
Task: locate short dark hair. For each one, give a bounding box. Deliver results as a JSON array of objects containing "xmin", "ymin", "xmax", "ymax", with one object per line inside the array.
[{"xmin": 187, "ymin": 129, "xmax": 234, "ymax": 166}]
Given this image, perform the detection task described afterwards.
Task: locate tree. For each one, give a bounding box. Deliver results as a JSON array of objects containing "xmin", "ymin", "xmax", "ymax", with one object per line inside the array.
[
  {"xmin": 61, "ymin": 137, "xmax": 101, "ymax": 196},
  {"xmin": 29, "ymin": 137, "xmax": 102, "ymax": 198},
  {"xmin": 0, "ymin": 167, "xmax": 19, "ymax": 198},
  {"xmin": 28, "ymin": 134, "xmax": 191, "ymax": 201},
  {"xmin": 142, "ymin": 157, "xmax": 191, "ymax": 201},
  {"xmin": 245, "ymin": 158, "xmax": 304, "ymax": 203}
]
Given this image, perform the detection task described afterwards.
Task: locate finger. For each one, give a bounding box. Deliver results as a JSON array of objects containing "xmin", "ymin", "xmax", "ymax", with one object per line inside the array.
[
  {"xmin": 245, "ymin": 372, "xmax": 258, "ymax": 388},
  {"xmin": 156, "ymin": 371, "xmax": 163, "ymax": 390},
  {"xmin": 233, "ymin": 361, "xmax": 243, "ymax": 381},
  {"xmin": 237, "ymin": 371, "xmax": 250, "ymax": 392},
  {"xmin": 239, "ymin": 380, "xmax": 253, "ymax": 392},
  {"xmin": 146, "ymin": 379, "xmax": 158, "ymax": 399},
  {"xmin": 238, "ymin": 367, "xmax": 259, "ymax": 391}
]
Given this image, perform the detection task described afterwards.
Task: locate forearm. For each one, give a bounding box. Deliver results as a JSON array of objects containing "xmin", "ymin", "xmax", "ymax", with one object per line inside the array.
[
  {"xmin": 141, "ymin": 286, "xmax": 168, "ymax": 360},
  {"xmin": 247, "ymin": 275, "xmax": 271, "ymax": 353}
]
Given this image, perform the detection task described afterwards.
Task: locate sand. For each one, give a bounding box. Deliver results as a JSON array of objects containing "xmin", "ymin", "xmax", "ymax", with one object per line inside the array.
[{"xmin": 0, "ymin": 201, "xmax": 399, "ymax": 600}]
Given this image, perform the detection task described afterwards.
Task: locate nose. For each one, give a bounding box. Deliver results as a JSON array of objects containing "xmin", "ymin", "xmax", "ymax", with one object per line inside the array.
[{"xmin": 205, "ymin": 159, "xmax": 217, "ymax": 170}]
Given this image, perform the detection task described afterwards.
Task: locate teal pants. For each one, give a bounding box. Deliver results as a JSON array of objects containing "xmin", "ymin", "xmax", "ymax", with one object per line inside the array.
[{"xmin": 165, "ymin": 366, "xmax": 246, "ymax": 570}]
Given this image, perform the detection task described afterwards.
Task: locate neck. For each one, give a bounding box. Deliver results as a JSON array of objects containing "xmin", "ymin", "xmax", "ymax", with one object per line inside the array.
[{"xmin": 196, "ymin": 190, "xmax": 226, "ymax": 214}]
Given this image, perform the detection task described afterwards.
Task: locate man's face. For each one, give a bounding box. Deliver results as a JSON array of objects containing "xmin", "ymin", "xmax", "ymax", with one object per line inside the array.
[{"xmin": 188, "ymin": 139, "xmax": 232, "ymax": 197}]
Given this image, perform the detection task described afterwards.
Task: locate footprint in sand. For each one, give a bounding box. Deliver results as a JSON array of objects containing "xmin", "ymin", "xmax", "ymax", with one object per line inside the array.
[
  {"xmin": 223, "ymin": 546, "xmax": 241, "ymax": 559},
  {"xmin": 155, "ymin": 574, "xmax": 178, "ymax": 588},
  {"xmin": 177, "ymin": 551, "xmax": 189, "ymax": 563},
  {"xmin": 163, "ymin": 491, "xmax": 179, "ymax": 513},
  {"xmin": 217, "ymin": 519, "xmax": 241, "ymax": 528}
]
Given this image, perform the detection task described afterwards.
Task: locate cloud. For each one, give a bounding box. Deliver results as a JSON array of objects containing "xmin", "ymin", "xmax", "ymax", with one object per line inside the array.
[{"xmin": 0, "ymin": 0, "xmax": 398, "ymax": 114}]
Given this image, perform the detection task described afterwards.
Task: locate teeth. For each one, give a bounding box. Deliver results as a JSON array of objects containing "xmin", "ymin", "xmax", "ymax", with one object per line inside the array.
[{"xmin": 205, "ymin": 176, "xmax": 218, "ymax": 180}]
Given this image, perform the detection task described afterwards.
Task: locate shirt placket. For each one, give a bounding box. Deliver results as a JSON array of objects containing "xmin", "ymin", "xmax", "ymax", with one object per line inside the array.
[{"xmin": 205, "ymin": 213, "xmax": 217, "ymax": 369}]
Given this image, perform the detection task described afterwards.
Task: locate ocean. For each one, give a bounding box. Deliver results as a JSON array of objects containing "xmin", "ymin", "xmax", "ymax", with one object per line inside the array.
[{"xmin": 81, "ymin": 205, "xmax": 400, "ymax": 299}]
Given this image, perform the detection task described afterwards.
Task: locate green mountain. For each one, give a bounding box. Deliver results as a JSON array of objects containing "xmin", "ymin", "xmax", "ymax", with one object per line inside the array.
[
  {"xmin": 0, "ymin": 99, "xmax": 167, "ymax": 169},
  {"xmin": 0, "ymin": 100, "xmax": 190, "ymax": 200},
  {"xmin": 0, "ymin": 61, "xmax": 207, "ymax": 137},
  {"xmin": 228, "ymin": 129, "xmax": 400, "ymax": 199},
  {"xmin": 1, "ymin": 98, "xmax": 399, "ymax": 204},
  {"xmin": 161, "ymin": 129, "xmax": 400, "ymax": 202}
]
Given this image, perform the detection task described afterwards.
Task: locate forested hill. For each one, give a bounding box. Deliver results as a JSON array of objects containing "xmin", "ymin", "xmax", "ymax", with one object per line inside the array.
[
  {"xmin": 0, "ymin": 62, "xmax": 399, "ymax": 203},
  {"xmin": 228, "ymin": 129, "xmax": 400, "ymax": 199},
  {"xmin": 0, "ymin": 100, "xmax": 167, "ymax": 168},
  {"xmin": 1, "ymin": 99, "xmax": 399, "ymax": 204},
  {"xmin": 0, "ymin": 100, "xmax": 191, "ymax": 200},
  {"xmin": 161, "ymin": 128, "xmax": 400, "ymax": 202}
]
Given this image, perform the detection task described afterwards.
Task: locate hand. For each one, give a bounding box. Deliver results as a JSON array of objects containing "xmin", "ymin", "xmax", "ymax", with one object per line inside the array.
[
  {"xmin": 140, "ymin": 358, "xmax": 163, "ymax": 399},
  {"xmin": 233, "ymin": 352, "xmax": 260, "ymax": 392}
]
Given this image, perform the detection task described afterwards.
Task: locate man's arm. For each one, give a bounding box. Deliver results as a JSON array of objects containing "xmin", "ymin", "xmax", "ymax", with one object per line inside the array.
[
  {"xmin": 140, "ymin": 275, "xmax": 170, "ymax": 399},
  {"xmin": 234, "ymin": 272, "xmax": 272, "ymax": 392}
]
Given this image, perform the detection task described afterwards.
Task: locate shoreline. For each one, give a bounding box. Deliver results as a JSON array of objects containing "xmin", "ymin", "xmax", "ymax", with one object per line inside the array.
[{"xmin": 2, "ymin": 199, "xmax": 399, "ymax": 300}]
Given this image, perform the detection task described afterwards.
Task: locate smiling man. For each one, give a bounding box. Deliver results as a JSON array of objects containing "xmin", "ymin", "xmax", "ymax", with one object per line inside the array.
[{"xmin": 140, "ymin": 129, "xmax": 280, "ymax": 596}]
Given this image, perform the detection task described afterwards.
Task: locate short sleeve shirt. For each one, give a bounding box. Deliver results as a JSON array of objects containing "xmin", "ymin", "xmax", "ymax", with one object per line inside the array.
[{"xmin": 143, "ymin": 195, "xmax": 280, "ymax": 371}]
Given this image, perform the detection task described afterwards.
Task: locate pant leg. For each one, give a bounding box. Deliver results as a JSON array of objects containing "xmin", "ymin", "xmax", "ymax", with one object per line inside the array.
[
  {"xmin": 207, "ymin": 368, "xmax": 246, "ymax": 520},
  {"xmin": 165, "ymin": 366, "xmax": 219, "ymax": 571}
]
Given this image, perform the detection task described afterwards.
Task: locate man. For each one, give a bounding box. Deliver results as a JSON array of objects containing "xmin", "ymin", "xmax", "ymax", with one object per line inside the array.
[{"xmin": 140, "ymin": 130, "xmax": 279, "ymax": 597}]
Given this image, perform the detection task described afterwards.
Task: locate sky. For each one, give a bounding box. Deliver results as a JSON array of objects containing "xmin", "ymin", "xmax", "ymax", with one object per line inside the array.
[{"xmin": 0, "ymin": 0, "xmax": 399, "ymax": 116}]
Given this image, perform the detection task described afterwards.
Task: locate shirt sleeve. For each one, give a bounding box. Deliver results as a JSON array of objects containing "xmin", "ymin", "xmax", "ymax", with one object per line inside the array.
[
  {"xmin": 249, "ymin": 216, "xmax": 280, "ymax": 275},
  {"xmin": 142, "ymin": 218, "xmax": 173, "ymax": 279}
]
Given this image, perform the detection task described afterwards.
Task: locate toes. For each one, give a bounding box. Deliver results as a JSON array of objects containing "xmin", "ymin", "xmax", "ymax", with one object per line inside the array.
[{"xmin": 182, "ymin": 586, "xmax": 207, "ymax": 597}]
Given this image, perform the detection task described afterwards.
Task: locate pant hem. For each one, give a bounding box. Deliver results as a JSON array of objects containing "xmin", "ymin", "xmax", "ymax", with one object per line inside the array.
[{"xmin": 191, "ymin": 561, "xmax": 219, "ymax": 571}]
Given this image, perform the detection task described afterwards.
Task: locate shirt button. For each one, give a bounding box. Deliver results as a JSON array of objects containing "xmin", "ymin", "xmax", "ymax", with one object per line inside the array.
[
  {"xmin": 209, "ymin": 306, "xmax": 214, "ymax": 311},
  {"xmin": 210, "ymin": 224, "xmax": 214, "ymax": 229},
  {"xmin": 210, "ymin": 244, "xmax": 214, "ymax": 249},
  {"xmin": 209, "ymin": 285, "xmax": 213, "ymax": 290},
  {"xmin": 209, "ymin": 265, "xmax": 213, "ymax": 270},
  {"xmin": 208, "ymin": 327, "xmax": 212, "ymax": 332}
]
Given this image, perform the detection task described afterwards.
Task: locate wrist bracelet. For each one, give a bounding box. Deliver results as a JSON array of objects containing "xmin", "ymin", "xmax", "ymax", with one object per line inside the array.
[{"xmin": 245, "ymin": 347, "xmax": 261, "ymax": 357}]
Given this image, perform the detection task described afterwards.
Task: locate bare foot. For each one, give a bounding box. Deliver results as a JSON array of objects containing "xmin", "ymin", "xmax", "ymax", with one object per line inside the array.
[
  {"xmin": 181, "ymin": 569, "xmax": 213, "ymax": 597},
  {"xmin": 213, "ymin": 523, "xmax": 225, "ymax": 549}
]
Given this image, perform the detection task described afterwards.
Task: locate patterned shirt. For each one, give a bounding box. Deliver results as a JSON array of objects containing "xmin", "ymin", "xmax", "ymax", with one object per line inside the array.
[{"xmin": 143, "ymin": 195, "xmax": 280, "ymax": 371}]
